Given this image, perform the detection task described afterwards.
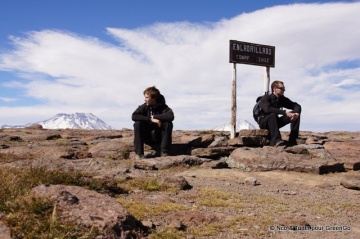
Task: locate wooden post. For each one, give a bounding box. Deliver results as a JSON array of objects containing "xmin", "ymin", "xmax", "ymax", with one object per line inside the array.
[
  {"xmin": 264, "ymin": 66, "xmax": 270, "ymax": 94},
  {"xmin": 230, "ymin": 63, "xmax": 237, "ymax": 139},
  {"xmin": 229, "ymin": 40, "xmax": 275, "ymax": 138}
]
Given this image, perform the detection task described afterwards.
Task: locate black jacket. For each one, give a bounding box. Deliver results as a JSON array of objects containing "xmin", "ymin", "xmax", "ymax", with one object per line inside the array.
[
  {"xmin": 259, "ymin": 93, "xmax": 301, "ymax": 117},
  {"xmin": 132, "ymin": 94, "xmax": 174, "ymax": 122}
]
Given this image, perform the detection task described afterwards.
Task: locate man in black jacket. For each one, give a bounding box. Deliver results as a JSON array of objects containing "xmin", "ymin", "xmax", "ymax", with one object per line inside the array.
[
  {"xmin": 132, "ymin": 86, "xmax": 174, "ymax": 159},
  {"xmin": 257, "ymin": 81, "xmax": 301, "ymax": 147}
]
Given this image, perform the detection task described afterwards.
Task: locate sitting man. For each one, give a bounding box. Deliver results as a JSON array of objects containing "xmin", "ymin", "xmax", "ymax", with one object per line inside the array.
[
  {"xmin": 132, "ymin": 86, "xmax": 174, "ymax": 159},
  {"xmin": 257, "ymin": 80, "xmax": 302, "ymax": 147}
]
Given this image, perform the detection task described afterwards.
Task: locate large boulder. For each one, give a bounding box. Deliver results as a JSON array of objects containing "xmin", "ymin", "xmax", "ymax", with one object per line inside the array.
[
  {"xmin": 89, "ymin": 139, "xmax": 132, "ymax": 159},
  {"xmin": 226, "ymin": 145, "xmax": 345, "ymax": 174},
  {"xmin": 31, "ymin": 184, "xmax": 145, "ymax": 238},
  {"xmin": 228, "ymin": 129, "xmax": 269, "ymax": 147}
]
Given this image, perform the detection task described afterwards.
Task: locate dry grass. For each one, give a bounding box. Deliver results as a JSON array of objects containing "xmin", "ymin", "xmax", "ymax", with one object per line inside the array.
[
  {"xmin": 149, "ymin": 227, "xmax": 185, "ymax": 239},
  {"xmin": 2, "ymin": 164, "xmax": 359, "ymax": 238},
  {"xmin": 0, "ymin": 152, "xmax": 23, "ymax": 163},
  {"xmin": 118, "ymin": 177, "xmax": 170, "ymax": 192},
  {"xmin": 195, "ymin": 187, "xmax": 244, "ymax": 208},
  {"xmin": 117, "ymin": 199, "xmax": 191, "ymax": 220},
  {"xmin": 5, "ymin": 196, "xmax": 99, "ymax": 238},
  {"xmin": 0, "ymin": 166, "xmax": 107, "ymax": 238},
  {"xmin": 116, "ymin": 186, "xmax": 278, "ymax": 238}
]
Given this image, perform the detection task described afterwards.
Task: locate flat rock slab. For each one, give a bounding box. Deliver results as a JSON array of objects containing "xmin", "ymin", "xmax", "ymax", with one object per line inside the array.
[
  {"xmin": 340, "ymin": 176, "xmax": 360, "ymax": 190},
  {"xmin": 324, "ymin": 140, "xmax": 360, "ymax": 170},
  {"xmin": 190, "ymin": 146, "xmax": 236, "ymax": 158},
  {"xmin": 134, "ymin": 155, "xmax": 211, "ymax": 170},
  {"xmin": 226, "ymin": 145, "xmax": 345, "ymax": 174}
]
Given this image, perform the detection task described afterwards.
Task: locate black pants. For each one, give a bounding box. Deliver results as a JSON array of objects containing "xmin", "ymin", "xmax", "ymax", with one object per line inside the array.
[
  {"xmin": 133, "ymin": 121, "xmax": 173, "ymax": 155},
  {"xmin": 259, "ymin": 113, "xmax": 300, "ymax": 144}
]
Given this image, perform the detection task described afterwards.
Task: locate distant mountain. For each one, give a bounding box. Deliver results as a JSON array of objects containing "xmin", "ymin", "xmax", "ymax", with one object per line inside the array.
[
  {"xmin": 213, "ymin": 119, "xmax": 256, "ymax": 131},
  {"xmin": 37, "ymin": 113, "xmax": 113, "ymax": 130},
  {"xmin": 1, "ymin": 124, "xmax": 27, "ymax": 129},
  {"xmin": 1, "ymin": 113, "xmax": 113, "ymax": 130}
]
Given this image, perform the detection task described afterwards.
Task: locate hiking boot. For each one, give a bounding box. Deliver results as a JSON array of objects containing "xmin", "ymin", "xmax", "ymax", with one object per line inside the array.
[
  {"xmin": 134, "ymin": 154, "xmax": 145, "ymax": 160},
  {"xmin": 161, "ymin": 151, "xmax": 169, "ymax": 157},
  {"xmin": 270, "ymin": 140, "xmax": 285, "ymax": 147},
  {"xmin": 151, "ymin": 145, "xmax": 161, "ymax": 157},
  {"xmin": 154, "ymin": 149, "xmax": 161, "ymax": 157},
  {"xmin": 286, "ymin": 140, "xmax": 298, "ymax": 147}
]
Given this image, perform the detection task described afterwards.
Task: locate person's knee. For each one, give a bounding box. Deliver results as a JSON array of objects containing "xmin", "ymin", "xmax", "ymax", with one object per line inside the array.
[
  {"xmin": 134, "ymin": 121, "xmax": 148, "ymax": 130},
  {"xmin": 162, "ymin": 121, "xmax": 173, "ymax": 130},
  {"xmin": 260, "ymin": 113, "xmax": 276, "ymax": 128},
  {"xmin": 268, "ymin": 113, "xmax": 278, "ymax": 119}
]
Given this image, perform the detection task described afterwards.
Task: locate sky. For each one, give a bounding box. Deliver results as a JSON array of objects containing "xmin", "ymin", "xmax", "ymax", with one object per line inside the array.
[{"xmin": 1, "ymin": 0, "xmax": 360, "ymax": 132}]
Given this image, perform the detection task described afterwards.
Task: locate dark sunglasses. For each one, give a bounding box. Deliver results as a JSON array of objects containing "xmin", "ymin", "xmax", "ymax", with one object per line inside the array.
[{"xmin": 277, "ymin": 87, "xmax": 285, "ymax": 91}]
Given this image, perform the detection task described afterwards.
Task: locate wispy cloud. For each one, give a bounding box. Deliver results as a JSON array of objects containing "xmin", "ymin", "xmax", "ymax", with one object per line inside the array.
[
  {"xmin": 0, "ymin": 2, "xmax": 359, "ymax": 131},
  {"xmin": 0, "ymin": 97, "xmax": 17, "ymax": 103}
]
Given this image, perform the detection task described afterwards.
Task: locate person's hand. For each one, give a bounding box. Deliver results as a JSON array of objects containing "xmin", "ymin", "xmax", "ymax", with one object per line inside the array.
[
  {"xmin": 151, "ymin": 116, "xmax": 162, "ymax": 127},
  {"xmin": 287, "ymin": 112, "xmax": 299, "ymax": 122}
]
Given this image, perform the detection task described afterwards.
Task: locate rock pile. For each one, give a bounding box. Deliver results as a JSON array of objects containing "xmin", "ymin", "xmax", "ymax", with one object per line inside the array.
[{"xmin": 1, "ymin": 127, "xmax": 360, "ymax": 238}]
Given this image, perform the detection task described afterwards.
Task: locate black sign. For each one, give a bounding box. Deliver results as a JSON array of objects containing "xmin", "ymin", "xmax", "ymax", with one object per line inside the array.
[{"xmin": 229, "ymin": 40, "xmax": 275, "ymax": 67}]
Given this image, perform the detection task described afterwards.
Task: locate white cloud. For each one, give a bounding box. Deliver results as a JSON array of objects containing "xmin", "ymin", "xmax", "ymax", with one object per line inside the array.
[
  {"xmin": 0, "ymin": 2, "xmax": 360, "ymax": 131},
  {"xmin": 0, "ymin": 97, "xmax": 17, "ymax": 103}
]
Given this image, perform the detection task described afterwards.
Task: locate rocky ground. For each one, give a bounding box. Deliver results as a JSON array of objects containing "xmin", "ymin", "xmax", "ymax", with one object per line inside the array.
[{"xmin": 0, "ymin": 126, "xmax": 359, "ymax": 238}]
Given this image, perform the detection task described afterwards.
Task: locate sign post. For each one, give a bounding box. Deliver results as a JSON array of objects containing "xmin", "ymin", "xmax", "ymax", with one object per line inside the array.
[
  {"xmin": 229, "ymin": 40, "xmax": 275, "ymax": 138},
  {"xmin": 231, "ymin": 63, "xmax": 237, "ymax": 139},
  {"xmin": 264, "ymin": 66, "xmax": 270, "ymax": 94}
]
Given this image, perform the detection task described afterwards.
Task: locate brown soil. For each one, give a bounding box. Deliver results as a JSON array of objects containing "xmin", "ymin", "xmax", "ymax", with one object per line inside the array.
[{"xmin": 1, "ymin": 128, "xmax": 359, "ymax": 238}]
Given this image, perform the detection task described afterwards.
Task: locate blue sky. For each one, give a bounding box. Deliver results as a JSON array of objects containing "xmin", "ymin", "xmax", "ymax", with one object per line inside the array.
[{"xmin": 1, "ymin": 0, "xmax": 360, "ymax": 131}]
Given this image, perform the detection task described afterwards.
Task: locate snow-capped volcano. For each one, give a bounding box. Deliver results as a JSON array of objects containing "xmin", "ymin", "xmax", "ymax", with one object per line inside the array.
[
  {"xmin": 37, "ymin": 113, "xmax": 113, "ymax": 130},
  {"xmin": 213, "ymin": 119, "xmax": 256, "ymax": 131}
]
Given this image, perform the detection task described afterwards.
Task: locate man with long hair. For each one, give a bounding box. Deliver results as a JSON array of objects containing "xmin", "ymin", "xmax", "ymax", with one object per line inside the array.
[{"xmin": 132, "ymin": 86, "xmax": 174, "ymax": 159}]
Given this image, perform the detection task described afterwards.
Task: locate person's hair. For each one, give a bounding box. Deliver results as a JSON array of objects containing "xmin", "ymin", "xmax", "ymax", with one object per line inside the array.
[
  {"xmin": 271, "ymin": 81, "xmax": 284, "ymax": 92},
  {"xmin": 143, "ymin": 86, "xmax": 160, "ymax": 100}
]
